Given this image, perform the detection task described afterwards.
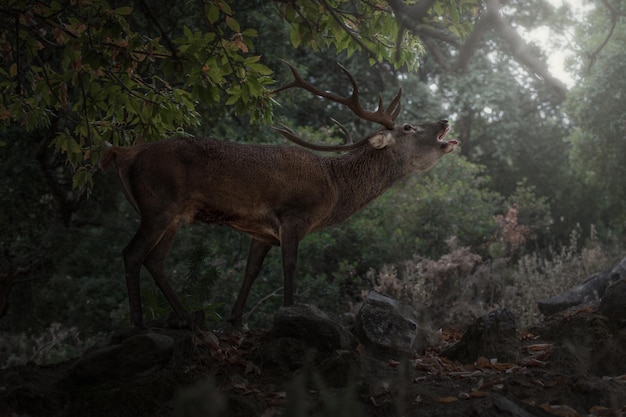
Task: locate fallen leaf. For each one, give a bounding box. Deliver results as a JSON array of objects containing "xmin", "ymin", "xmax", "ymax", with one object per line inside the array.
[
  {"xmin": 202, "ymin": 331, "xmax": 220, "ymax": 349},
  {"xmin": 526, "ymin": 343, "xmax": 553, "ymax": 352},
  {"xmin": 245, "ymin": 362, "xmax": 261, "ymax": 376},
  {"xmin": 539, "ymin": 403, "xmax": 581, "ymax": 417},
  {"xmin": 588, "ymin": 405, "xmax": 613, "ymax": 416},
  {"xmin": 436, "ymin": 396, "xmax": 459, "ymax": 403},
  {"xmin": 521, "ymin": 358, "xmax": 548, "ymax": 367},
  {"xmin": 388, "ymin": 359, "xmax": 400, "ymax": 368},
  {"xmin": 475, "ymin": 357, "xmax": 491, "ymax": 368}
]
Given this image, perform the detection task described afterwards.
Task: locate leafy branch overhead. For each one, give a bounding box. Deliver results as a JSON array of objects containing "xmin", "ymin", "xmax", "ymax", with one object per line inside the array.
[{"xmin": 1, "ymin": 0, "xmax": 572, "ymax": 189}]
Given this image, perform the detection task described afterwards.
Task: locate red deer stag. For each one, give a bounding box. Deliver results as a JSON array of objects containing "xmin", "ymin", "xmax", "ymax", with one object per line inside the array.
[{"xmin": 100, "ymin": 62, "xmax": 458, "ymax": 329}]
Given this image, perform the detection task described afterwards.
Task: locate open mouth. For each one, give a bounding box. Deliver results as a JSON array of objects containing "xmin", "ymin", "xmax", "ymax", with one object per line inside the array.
[
  {"xmin": 437, "ymin": 125, "xmax": 458, "ymax": 153},
  {"xmin": 438, "ymin": 125, "xmax": 451, "ymax": 140}
]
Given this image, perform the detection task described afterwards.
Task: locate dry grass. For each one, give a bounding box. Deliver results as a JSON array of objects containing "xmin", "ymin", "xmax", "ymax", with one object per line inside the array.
[{"xmin": 366, "ymin": 228, "xmax": 620, "ymax": 330}]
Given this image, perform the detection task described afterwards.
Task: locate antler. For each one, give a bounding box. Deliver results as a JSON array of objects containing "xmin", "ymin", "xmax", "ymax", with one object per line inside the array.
[
  {"xmin": 272, "ymin": 123, "xmax": 367, "ymax": 152},
  {"xmin": 272, "ymin": 60, "xmax": 402, "ymax": 130}
]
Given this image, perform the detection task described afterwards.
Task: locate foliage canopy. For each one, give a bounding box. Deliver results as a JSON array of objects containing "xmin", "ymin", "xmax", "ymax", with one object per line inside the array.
[{"xmin": 0, "ymin": 0, "xmax": 480, "ymax": 188}]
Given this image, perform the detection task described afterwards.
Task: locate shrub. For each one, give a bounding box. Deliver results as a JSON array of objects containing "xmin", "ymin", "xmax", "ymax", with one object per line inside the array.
[{"xmin": 365, "ymin": 226, "xmax": 620, "ymax": 330}]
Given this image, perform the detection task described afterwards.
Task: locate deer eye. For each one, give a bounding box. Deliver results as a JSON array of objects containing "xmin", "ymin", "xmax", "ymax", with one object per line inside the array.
[{"xmin": 403, "ymin": 124, "xmax": 414, "ymax": 132}]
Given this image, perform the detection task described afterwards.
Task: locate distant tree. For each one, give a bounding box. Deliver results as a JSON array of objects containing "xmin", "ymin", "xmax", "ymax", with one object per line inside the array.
[{"xmin": 565, "ymin": 6, "xmax": 626, "ymax": 235}]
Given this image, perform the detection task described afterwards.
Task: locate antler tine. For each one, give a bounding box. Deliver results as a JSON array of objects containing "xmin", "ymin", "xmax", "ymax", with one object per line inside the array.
[
  {"xmin": 273, "ymin": 60, "xmax": 400, "ymax": 129},
  {"xmin": 330, "ymin": 117, "xmax": 353, "ymax": 144},
  {"xmin": 336, "ymin": 62, "xmax": 361, "ymax": 101},
  {"xmin": 386, "ymin": 89, "xmax": 403, "ymax": 121},
  {"xmin": 273, "ymin": 123, "xmax": 367, "ymax": 152},
  {"xmin": 273, "ymin": 59, "xmax": 350, "ymax": 105},
  {"xmin": 270, "ymin": 60, "xmax": 307, "ymax": 95}
]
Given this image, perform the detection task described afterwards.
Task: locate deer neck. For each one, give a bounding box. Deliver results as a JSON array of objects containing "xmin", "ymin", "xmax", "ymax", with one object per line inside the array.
[{"xmin": 323, "ymin": 146, "xmax": 406, "ymax": 224}]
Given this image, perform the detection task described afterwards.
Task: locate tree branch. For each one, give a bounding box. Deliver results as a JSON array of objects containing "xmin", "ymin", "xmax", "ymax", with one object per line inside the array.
[
  {"xmin": 489, "ymin": 1, "xmax": 567, "ymax": 98},
  {"xmin": 386, "ymin": 0, "xmax": 568, "ymax": 100},
  {"xmin": 455, "ymin": 7, "xmax": 495, "ymax": 71},
  {"xmin": 587, "ymin": 0, "xmax": 619, "ymax": 71},
  {"xmin": 136, "ymin": 0, "xmax": 178, "ymax": 59},
  {"xmin": 386, "ymin": 0, "xmax": 437, "ymax": 21}
]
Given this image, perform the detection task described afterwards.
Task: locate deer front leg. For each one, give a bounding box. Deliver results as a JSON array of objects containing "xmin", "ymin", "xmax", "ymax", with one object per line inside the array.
[{"xmin": 229, "ymin": 238, "xmax": 271, "ymax": 327}]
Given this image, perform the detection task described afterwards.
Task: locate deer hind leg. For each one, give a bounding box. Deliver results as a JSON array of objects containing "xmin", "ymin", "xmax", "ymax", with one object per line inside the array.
[
  {"xmin": 122, "ymin": 215, "xmax": 178, "ymax": 328},
  {"xmin": 229, "ymin": 238, "xmax": 271, "ymax": 327},
  {"xmin": 279, "ymin": 226, "xmax": 302, "ymax": 307},
  {"xmin": 143, "ymin": 221, "xmax": 195, "ymax": 328}
]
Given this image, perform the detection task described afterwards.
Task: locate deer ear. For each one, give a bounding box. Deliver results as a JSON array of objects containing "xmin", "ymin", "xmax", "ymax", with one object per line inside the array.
[{"xmin": 368, "ymin": 132, "xmax": 395, "ymax": 149}]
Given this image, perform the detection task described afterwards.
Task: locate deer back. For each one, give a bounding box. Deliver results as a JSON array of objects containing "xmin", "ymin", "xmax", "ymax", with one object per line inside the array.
[{"xmin": 103, "ymin": 137, "xmax": 345, "ymax": 244}]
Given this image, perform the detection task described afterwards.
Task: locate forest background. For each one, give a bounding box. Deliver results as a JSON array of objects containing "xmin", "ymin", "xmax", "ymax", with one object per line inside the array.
[{"xmin": 1, "ymin": 0, "xmax": 625, "ymax": 366}]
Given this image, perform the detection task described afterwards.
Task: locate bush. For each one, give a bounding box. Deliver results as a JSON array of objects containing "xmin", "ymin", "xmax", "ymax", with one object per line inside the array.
[{"xmin": 364, "ymin": 226, "xmax": 621, "ymax": 330}]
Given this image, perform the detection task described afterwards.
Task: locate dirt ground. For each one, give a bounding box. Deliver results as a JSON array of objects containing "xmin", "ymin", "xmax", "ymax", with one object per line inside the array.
[{"xmin": 2, "ymin": 308, "xmax": 626, "ymax": 417}]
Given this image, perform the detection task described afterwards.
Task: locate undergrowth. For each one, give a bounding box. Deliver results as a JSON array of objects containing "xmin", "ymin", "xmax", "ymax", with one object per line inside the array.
[
  {"xmin": 367, "ymin": 226, "xmax": 620, "ymax": 329},
  {"xmin": 0, "ymin": 322, "xmax": 107, "ymax": 368}
]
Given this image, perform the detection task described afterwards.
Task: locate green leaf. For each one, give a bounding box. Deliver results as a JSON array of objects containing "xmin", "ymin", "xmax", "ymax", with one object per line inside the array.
[
  {"xmin": 247, "ymin": 62, "xmax": 273, "ymax": 75},
  {"xmin": 290, "ymin": 28, "xmax": 301, "ymax": 48},
  {"xmin": 242, "ymin": 28, "xmax": 258, "ymax": 37},
  {"xmin": 450, "ymin": 4, "xmax": 460, "ymax": 24},
  {"xmin": 115, "ymin": 6, "xmax": 133, "ymax": 15},
  {"xmin": 226, "ymin": 16, "xmax": 240, "ymax": 32},
  {"xmin": 206, "ymin": 4, "xmax": 220, "ymax": 23}
]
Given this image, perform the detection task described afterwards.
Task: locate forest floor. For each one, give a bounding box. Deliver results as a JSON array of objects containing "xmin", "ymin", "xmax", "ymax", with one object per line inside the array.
[{"xmin": 2, "ymin": 307, "xmax": 626, "ymax": 417}]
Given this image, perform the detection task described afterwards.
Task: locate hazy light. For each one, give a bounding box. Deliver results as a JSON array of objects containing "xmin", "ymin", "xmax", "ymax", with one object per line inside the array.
[{"xmin": 521, "ymin": 0, "xmax": 593, "ymax": 88}]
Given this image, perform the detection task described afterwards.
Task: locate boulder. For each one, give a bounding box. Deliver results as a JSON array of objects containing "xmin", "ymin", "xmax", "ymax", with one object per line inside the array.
[
  {"xmin": 546, "ymin": 310, "xmax": 626, "ymax": 376},
  {"xmin": 271, "ymin": 303, "xmax": 355, "ymax": 351},
  {"xmin": 599, "ymin": 278, "xmax": 626, "ymax": 329},
  {"xmin": 442, "ymin": 308, "xmax": 519, "ymax": 364},
  {"xmin": 538, "ymin": 257, "xmax": 626, "ymax": 316},
  {"xmin": 259, "ymin": 304, "xmax": 360, "ymax": 381},
  {"xmin": 64, "ymin": 333, "xmax": 174, "ymax": 385},
  {"xmin": 355, "ymin": 291, "xmax": 436, "ymax": 357}
]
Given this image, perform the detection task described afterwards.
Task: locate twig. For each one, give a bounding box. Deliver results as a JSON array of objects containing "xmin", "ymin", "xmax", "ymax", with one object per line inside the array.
[{"xmin": 243, "ymin": 286, "xmax": 282, "ymax": 323}]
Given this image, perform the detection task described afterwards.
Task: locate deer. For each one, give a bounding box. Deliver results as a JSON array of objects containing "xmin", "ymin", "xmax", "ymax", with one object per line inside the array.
[{"xmin": 100, "ymin": 61, "xmax": 458, "ymax": 329}]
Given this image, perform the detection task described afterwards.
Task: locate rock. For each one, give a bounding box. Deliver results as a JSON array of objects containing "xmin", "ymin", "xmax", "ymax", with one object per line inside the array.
[
  {"xmin": 471, "ymin": 394, "xmax": 555, "ymax": 417},
  {"xmin": 442, "ymin": 309, "xmax": 519, "ymax": 364},
  {"xmin": 64, "ymin": 333, "xmax": 174, "ymax": 385},
  {"xmin": 355, "ymin": 291, "xmax": 436, "ymax": 357},
  {"xmin": 599, "ymin": 279, "xmax": 626, "ymax": 329},
  {"xmin": 271, "ymin": 304, "xmax": 355, "ymax": 351},
  {"xmin": 259, "ymin": 304, "xmax": 354, "ymax": 372},
  {"xmin": 546, "ymin": 310, "xmax": 626, "ymax": 376},
  {"xmin": 538, "ymin": 257, "xmax": 626, "ymax": 316}
]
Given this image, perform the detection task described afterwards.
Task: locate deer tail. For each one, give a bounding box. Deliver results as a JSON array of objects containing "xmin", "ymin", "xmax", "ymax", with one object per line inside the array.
[
  {"xmin": 99, "ymin": 142, "xmax": 117, "ymax": 171},
  {"xmin": 99, "ymin": 144, "xmax": 141, "ymax": 214}
]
